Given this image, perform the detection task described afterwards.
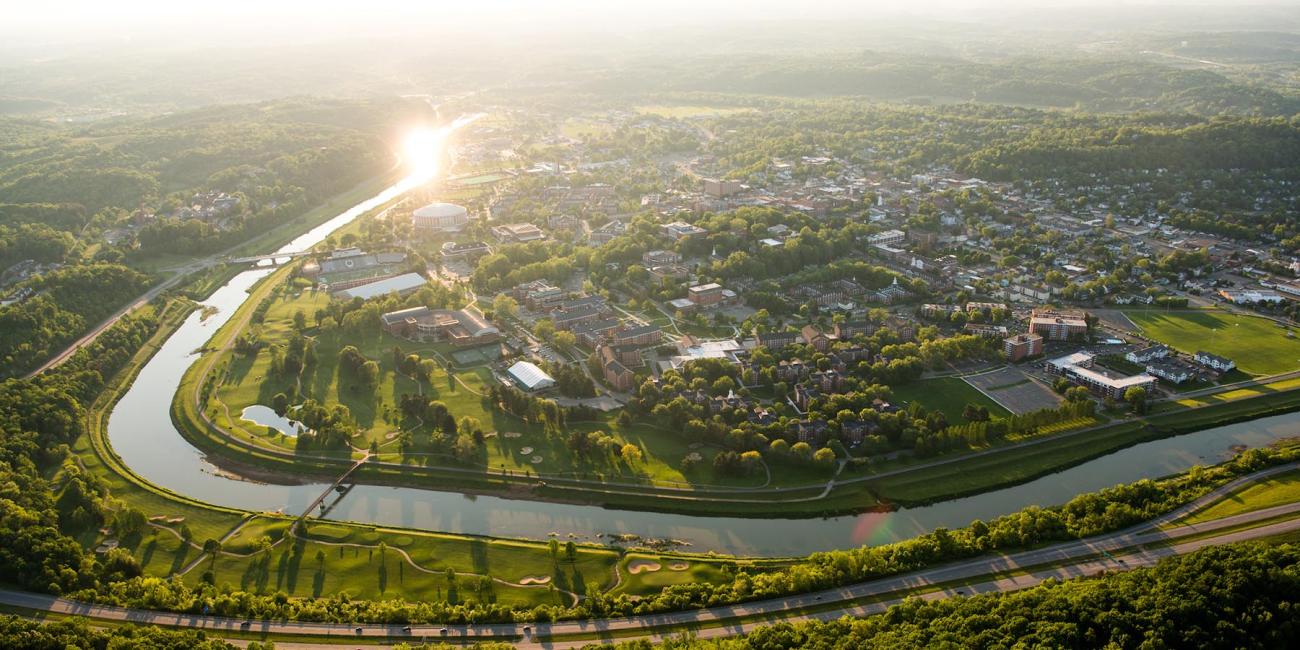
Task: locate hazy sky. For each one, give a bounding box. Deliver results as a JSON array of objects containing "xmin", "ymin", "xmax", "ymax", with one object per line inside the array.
[{"xmin": 7, "ymin": 0, "xmax": 1298, "ymax": 46}]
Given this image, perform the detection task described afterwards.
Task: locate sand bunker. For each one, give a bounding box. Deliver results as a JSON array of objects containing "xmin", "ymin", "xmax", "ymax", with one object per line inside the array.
[
  {"xmin": 384, "ymin": 431, "xmax": 400, "ymax": 440},
  {"xmin": 627, "ymin": 560, "xmax": 662, "ymax": 574},
  {"xmin": 518, "ymin": 575, "xmax": 552, "ymax": 585},
  {"xmin": 166, "ymin": 517, "xmax": 186, "ymax": 524},
  {"xmin": 503, "ymin": 432, "xmax": 523, "ymax": 439},
  {"xmin": 668, "ymin": 562, "xmax": 689, "ymax": 571},
  {"xmin": 685, "ymin": 452, "xmax": 702, "ymax": 462},
  {"xmin": 520, "ymin": 446, "xmax": 534, "ymax": 455},
  {"xmin": 531, "ymin": 455, "xmax": 543, "ymax": 464}
]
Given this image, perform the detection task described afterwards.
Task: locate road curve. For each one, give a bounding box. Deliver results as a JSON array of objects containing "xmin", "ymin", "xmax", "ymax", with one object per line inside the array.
[{"xmin": 1, "ymin": 462, "xmax": 1295, "ymax": 647}]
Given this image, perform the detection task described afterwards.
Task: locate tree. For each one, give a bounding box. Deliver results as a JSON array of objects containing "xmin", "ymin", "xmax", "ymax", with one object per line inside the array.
[
  {"xmin": 492, "ymin": 294, "xmax": 518, "ymax": 318},
  {"xmin": 1125, "ymin": 386, "xmax": 1148, "ymax": 414},
  {"xmin": 292, "ymin": 309, "xmax": 307, "ymax": 331},
  {"xmin": 620, "ymin": 443, "xmax": 643, "ymax": 463},
  {"xmin": 813, "ymin": 447, "xmax": 837, "ymax": 466}
]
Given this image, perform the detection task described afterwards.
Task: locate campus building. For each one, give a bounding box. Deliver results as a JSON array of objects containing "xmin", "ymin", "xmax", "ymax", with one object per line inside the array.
[
  {"xmin": 411, "ymin": 202, "xmax": 470, "ymax": 232},
  {"xmin": 1029, "ymin": 308, "xmax": 1089, "ymax": 341},
  {"xmin": 379, "ymin": 306, "xmax": 500, "ymax": 346},
  {"xmin": 1003, "ymin": 333, "xmax": 1044, "ymax": 362},
  {"xmin": 1047, "ymin": 352, "xmax": 1155, "ymax": 399},
  {"xmin": 506, "ymin": 361, "xmax": 555, "ymax": 392},
  {"xmin": 1194, "ymin": 351, "xmax": 1236, "ymax": 373}
]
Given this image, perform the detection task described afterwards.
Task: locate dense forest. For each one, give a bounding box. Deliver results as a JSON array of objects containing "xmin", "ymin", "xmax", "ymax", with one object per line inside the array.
[
  {"xmin": 583, "ymin": 52, "xmax": 1300, "ymax": 117},
  {"xmin": 0, "ymin": 264, "xmax": 151, "ymax": 377},
  {"xmin": 610, "ymin": 542, "xmax": 1300, "ymax": 650}
]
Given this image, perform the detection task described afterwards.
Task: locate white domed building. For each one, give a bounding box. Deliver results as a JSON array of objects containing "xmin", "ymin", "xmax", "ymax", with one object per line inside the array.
[{"xmin": 411, "ymin": 202, "xmax": 470, "ymax": 232}]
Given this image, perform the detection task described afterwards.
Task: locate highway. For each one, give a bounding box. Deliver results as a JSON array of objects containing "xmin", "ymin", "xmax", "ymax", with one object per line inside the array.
[{"xmin": 2, "ymin": 462, "xmax": 1296, "ymax": 648}]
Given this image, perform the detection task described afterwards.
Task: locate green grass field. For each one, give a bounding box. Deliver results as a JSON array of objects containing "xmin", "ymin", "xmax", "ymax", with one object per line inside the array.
[
  {"xmin": 1126, "ymin": 310, "xmax": 1300, "ymax": 376},
  {"xmin": 889, "ymin": 377, "xmax": 1011, "ymax": 423},
  {"xmin": 1179, "ymin": 469, "xmax": 1300, "ymax": 525}
]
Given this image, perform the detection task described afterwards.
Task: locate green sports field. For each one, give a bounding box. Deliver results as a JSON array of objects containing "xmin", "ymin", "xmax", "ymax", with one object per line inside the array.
[
  {"xmin": 888, "ymin": 377, "xmax": 1011, "ymax": 423},
  {"xmin": 1125, "ymin": 310, "xmax": 1300, "ymax": 376}
]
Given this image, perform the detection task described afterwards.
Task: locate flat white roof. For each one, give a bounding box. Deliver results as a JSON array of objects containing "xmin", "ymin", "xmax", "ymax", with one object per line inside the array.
[
  {"xmin": 507, "ymin": 361, "xmax": 555, "ymax": 390},
  {"xmin": 335, "ymin": 272, "xmax": 427, "ymax": 300}
]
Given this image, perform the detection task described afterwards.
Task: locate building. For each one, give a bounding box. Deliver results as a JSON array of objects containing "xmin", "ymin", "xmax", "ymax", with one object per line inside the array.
[
  {"xmin": 1126, "ymin": 345, "xmax": 1171, "ymax": 364},
  {"xmin": 1003, "ymin": 333, "xmax": 1044, "ymax": 362},
  {"xmin": 1047, "ymin": 352, "xmax": 1155, "ymax": 399},
  {"xmin": 662, "ymin": 221, "xmax": 707, "ymax": 239},
  {"xmin": 1219, "ymin": 289, "xmax": 1284, "ymax": 305},
  {"xmin": 665, "ymin": 337, "xmax": 746, "ymax": 371},
  {"xmin": 866, "ymin": 229, "xmax": 906, "ymax": 246},
  {"xmin": 506, "ymin": 361, "xmax": 555, "ymax": 392},
  {"xmin": 642, "ymin": 250, "xmax": 682, "ymax": 266},
  {"xmin": 1194, "ymin": 351, "xmax": 1236, "ymax": 373},
  {"xmin": 440, "ymin": 241, "xmax": 492, "ymax": 259},
  {"xmin": 611, "ymin": 324, "xmax": 662, "ymax": 347},
  {"xmin": 412, "ymin": 202, "xmax": 470, "ymax": 232},
  {"xmin": 964, "ymin": 323, "xmax": 1009, "ymax": 339},
  {"xmin": 1146, "ymin": 360, "xmax": 1194, "ymax": 384},
  {"xmin": 702, "ymin": 178, "xmax": 743, "ymax": 198},
  {"xmin": 1029, "ymin": 308, "xmax": 1089, "ymax": 341},
  {"xmin": 333, "ymin": 272, "xmax": 428, "ymax": 301},
  {"xmin": 872, "ymin": 277, "xmax": 909, "ymax": 305},
  {"xmin": 380, "ymin": 306, "xmax": 500, "ymax": 346},
  {"xmin": 491, "ymin": 223, "xmax": 546, "ymax": 243},
  {"xmin": 755, "ymin": 329, "xmax": 800, "ymax": 350},
  {"xmin": 598, "ymin": 345, "xmax": 637, "ymax": 391},
  {"xmin": 688, "ymin": 283, "xmax": 725, "ymax": 307},
  {"xmin": 552, "ymin": 304, "xmax": 606, "ymax": 331}
]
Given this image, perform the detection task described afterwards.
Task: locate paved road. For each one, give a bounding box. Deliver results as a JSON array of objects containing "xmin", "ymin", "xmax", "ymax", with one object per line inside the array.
[
  {"xmin": 21, "ymin": 261, "xmax": 208, "ymax": 378},
  {"xmin": 2, "ymin": 462, "xmax": 1295, "ymax": 647}
]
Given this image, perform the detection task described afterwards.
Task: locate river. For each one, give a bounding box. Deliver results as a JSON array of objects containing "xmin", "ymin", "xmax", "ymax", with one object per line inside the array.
[{"xmin": 106, "ymin": 116, "xmax": 1300, "ymax": 558}]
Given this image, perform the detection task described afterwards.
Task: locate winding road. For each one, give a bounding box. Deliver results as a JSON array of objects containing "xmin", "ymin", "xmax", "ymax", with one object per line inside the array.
[{"xmin": 3, "ymin": 461, "xmax": 1296, "ymax": 647}]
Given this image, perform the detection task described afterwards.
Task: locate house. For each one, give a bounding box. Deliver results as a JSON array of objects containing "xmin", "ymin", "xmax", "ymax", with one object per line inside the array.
[
  {"xmin": 1218, "ymin": 289, "xmax": 1284, "ymax": 305},
  {"xmin": 1126, "ymin": 345, "xmax": 1170, "ymax": 364},
  {"xmin": 1004, "ymin": 333, "xmax": 1044, "ymax": 362},
  {"xmin": 1146, "ymin": 360, "xmax": 1194, "ymax": 384},
  {"xmin": 1194, "ymin": 351, "xmax": 1236, "ymax": 372}
]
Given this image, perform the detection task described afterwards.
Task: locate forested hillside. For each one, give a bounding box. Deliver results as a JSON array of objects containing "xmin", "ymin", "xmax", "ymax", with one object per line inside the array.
[
  {"xmin": 585, "ymin": 53, "xmax": 1300, "ymax": 116},
  {"xmin": 612, "ymin": 542, "xmax": 1300, "ymax": 650}
]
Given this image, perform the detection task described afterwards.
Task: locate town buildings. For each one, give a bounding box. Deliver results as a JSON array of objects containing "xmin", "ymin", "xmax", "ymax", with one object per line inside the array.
[
  {"xmin": 1003, "ymin": 333, "xmax": 1044, "ymax": 362},
  {"xmin": 380, "ymin": 306, "xmax": 500, "ymax": 346},
  {"xmin": 1029, "ymin": 308, "xmax": 1089, "ymax": 341},
  {"xmin": 1047, "ymin": 352, "xmax": 1155, "ymax": 399}
]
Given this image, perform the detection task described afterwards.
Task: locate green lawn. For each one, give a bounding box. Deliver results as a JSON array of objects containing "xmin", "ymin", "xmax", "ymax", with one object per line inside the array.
[
  {"xmin": 889, "ymin": 377, "xmax": 1011, "ymax": 423},
  {"xmin": 1179, "ymin": 469, "xmax": 1300, "ymax": 525},
  {"xmin": 1126, "ymin": 310, "xmax": 1300, "ymax": 376}
]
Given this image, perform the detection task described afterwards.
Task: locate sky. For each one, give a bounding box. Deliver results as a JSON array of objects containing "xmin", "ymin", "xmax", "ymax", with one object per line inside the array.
[{"xmin": 6, "ymin": 0, "xmax": 1298, "ymax": 46}]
